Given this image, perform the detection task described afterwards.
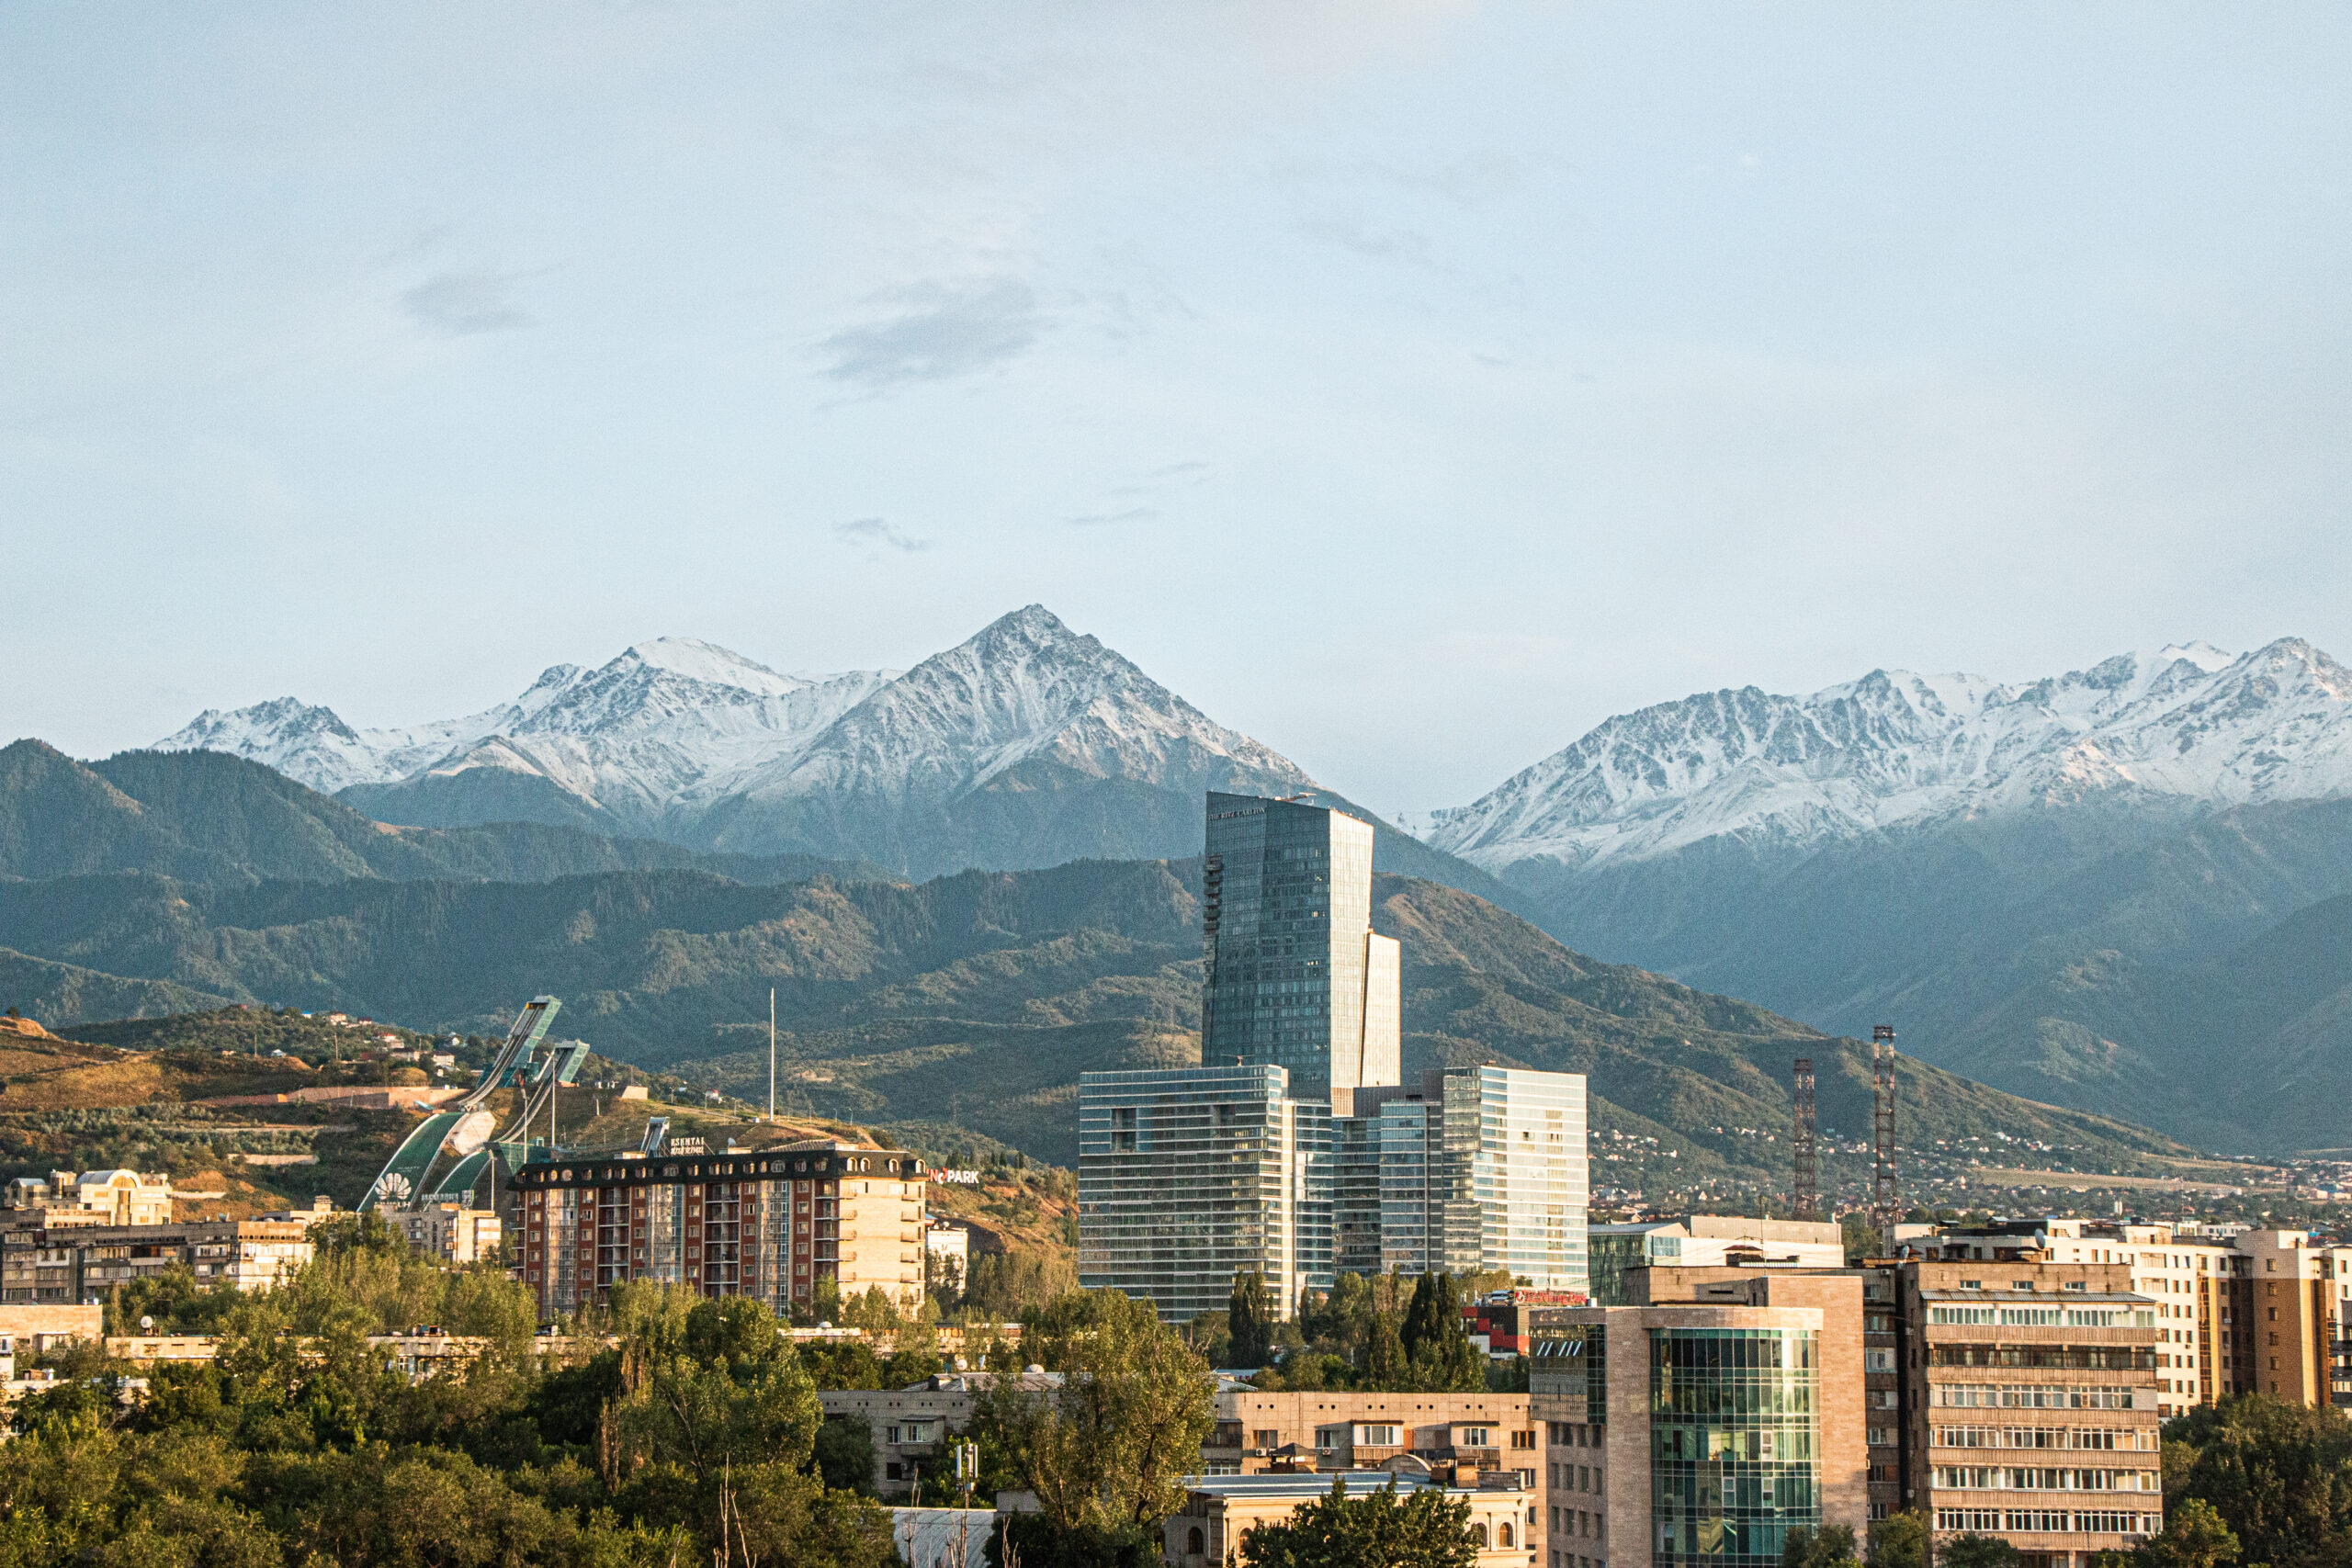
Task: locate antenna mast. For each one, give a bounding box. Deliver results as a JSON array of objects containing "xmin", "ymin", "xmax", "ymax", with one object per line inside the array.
[
  {"xmin": 768, "ymin": 987, "xmax": 777, "ymax": 1123},
  {"xmin": 1791, "ymin": 1056, "xmax": 1817, "ymax": 1222},
  {"xmin": 1871, "ymin": 1025, "xmax": 1899, "ymax": 1239}
]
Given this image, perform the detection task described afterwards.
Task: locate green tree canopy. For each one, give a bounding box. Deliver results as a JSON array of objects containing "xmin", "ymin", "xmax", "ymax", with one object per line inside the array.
[
  {"xmin": 1236, "ymin": 1475, "xmax": 1479, "ymax": 1568},
  {"xmin": 978, "ymin": 1288, "xmax": 1216, "ymax": 1535}
]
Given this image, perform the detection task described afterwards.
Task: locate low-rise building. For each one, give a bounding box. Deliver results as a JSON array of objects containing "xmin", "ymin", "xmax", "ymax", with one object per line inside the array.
[
  {"xmin": 393, "ymin": 1202, "xmax": 503, "ymax": 1264},
  {"xmin": 1161, "ymin": 1471, "xmax": 1536, "ymax": 1568},
  {"xmin": 817, "ymin": 1369, "xmax": 1064, "ymax": 1498},
  {"xmin": 0, "ymin": 1218, "xmax": 315, "ymax": 1302},
  {"xmin": 4, "ymin": 1169, "xmax": 175, "ymax": 1227},
  {"xmin": 1202, "ymin": 1389, "xmax": 1537, "ymax": 1488}
]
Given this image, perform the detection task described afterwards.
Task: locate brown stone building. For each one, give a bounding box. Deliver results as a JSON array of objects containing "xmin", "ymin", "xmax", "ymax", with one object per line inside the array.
[
  {"xmin": 1528, "ymin": 1268, "xmax": 1867, "ymax": 1568},
  {"xmin": 1202, "ymin": 1388, "xmax": 1538, "ymax": 1484},
  {"xmin": 1894, "ymin": 1258, "xmax": 2163, "ymax": 1566}
]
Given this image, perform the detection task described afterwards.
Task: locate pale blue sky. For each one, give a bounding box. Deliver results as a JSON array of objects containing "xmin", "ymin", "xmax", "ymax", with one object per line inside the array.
[{"xmin": 5, "ymin": 3, "xmax": 2348, "ymax": 812}]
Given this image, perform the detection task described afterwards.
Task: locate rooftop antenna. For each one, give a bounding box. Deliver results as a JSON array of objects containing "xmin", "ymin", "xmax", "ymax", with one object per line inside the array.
[
  {"xmin": 1792, "ymin": 1056, "xmax": 1817, "ymax": 1222},
  {"xmin": 1871, "ymin": 1026, "xmax": 1899, "ymax": 1239}
]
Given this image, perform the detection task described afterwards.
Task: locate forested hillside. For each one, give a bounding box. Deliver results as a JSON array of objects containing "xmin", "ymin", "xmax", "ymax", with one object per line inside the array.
[{"xmin": 0, "ymin": 855, "xmax": 2196, "ymax": 1193}]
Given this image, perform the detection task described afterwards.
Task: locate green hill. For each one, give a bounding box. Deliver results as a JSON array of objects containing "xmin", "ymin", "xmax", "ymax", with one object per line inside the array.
[
  {"xmin": 0, "ymin": 740, "xmax": 877, "ymax": 886},
  {"xmin": 0, "ymin": 858, "xmax": 2205, "ymax": 1202}
]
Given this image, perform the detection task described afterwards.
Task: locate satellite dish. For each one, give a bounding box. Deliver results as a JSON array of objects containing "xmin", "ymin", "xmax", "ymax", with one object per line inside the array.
[{"xmin": 140, "ymin": 1315, "xmax": 153, "ymax": 1330}]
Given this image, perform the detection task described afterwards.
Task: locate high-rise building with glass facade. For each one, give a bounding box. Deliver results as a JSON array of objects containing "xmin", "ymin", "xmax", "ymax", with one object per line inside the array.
[
  {"xmin": 1077, "ymin": 1064, "xmax": 1332, "ymax": 1322},
  {"xmin": 1332, "ymin": 1067, "xmax": 1590, "ymax": 1293},
  {"xmin": 1202, "ymin": 793, "xmax": 1399, "ymax": 1107},
  {"xmin": 1439, "ymin": 1066, "xmax": 1591, "ymax": 1294}
]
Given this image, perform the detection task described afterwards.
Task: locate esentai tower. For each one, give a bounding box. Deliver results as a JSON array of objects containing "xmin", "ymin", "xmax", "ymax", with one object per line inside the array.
[{"xmin": 1201, "ymin": 791, "xmax": 1399, "ymax": 1109}]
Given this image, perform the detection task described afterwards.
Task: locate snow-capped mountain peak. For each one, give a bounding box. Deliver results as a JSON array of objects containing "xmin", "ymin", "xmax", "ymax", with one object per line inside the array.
[
  {"xmin": 1423, "ymin": 637, "xmax": 2352, "ymax": 873},
  {"xmin": 615, "ymin": 637, "xmax": 810, "ymax": 697},
  {"xmin": 149, "ymin": 607, "xmax": 1316, "ymax": 873}
]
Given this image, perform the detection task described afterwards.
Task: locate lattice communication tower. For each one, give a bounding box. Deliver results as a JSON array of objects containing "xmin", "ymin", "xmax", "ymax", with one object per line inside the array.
[
  {"xmin": 1791, "ymin": 1056, "xmax": 1818, "ymax": 1222},
  {"xmin": 1871, "ymin": 1025, "xmax": 1899, "ymax": 1236}
]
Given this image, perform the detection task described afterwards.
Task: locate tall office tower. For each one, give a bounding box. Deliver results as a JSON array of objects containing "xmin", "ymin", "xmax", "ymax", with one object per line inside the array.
[
  {"xmin": 1202, "ymin": 793, "xmax": 1400, "ymax": 1107},
  {"xmin": 1077, "ymin": 1064, "xmax": 1331, "ymax": 1322},
  {"xmin": 1437, "ymin": 1066, "xmax": 1590, "ymax": 1293}
]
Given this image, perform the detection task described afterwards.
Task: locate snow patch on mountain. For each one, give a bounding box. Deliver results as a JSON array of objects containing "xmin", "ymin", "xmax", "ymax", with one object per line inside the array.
[{"xmin": 1425, "ymin": 638, "xmax": 2352, "ymax": 873}]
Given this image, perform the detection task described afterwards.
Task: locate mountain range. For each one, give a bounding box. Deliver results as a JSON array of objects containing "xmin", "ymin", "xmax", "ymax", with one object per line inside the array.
[
  {"xmin": 0, "ymin": 852, "xmax": 2188, "ymax": 1186},
  {"xmin": 29, "ymin": 614, "xmax": 2352, "ymax": 1154},
  {"xmin": 1412, "ymin": 637, "xmax": 2352, "ymax": 1153}
]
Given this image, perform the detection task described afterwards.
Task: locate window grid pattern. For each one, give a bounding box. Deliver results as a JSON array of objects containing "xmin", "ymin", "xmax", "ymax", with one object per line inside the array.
[{"xmin": 1647, "ymin": 1328, "xmax": 1821, "ymax": 1568}]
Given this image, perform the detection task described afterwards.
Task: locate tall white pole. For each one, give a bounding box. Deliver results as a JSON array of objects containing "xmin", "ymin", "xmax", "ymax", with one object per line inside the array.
[{"xmin": 768, "ymin": 987, "xmax": 777, "ymax": 1123}]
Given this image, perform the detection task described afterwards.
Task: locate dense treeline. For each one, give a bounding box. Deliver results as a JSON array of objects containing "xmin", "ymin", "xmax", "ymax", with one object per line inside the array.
[
  {"xmin": 0, "ymin": 1215, "xmax": 1244, "ymax": 1568},
  {"xmin": 3, "ymin": 1215, "xmax": 895, "ymax": 1566},
  {"xmin": 1211, "ymin": 1269, "xmax": 1517, "ymax": 1394}
]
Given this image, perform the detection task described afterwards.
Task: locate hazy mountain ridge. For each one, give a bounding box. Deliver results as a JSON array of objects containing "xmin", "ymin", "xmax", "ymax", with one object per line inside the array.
[
  {"xmin": 0, "ymin": 860, "xmax": 2189, "ymax": 1177},
  {"xmin": 0, "ymin": 739, "xmax": 877, "ymax": 888}
]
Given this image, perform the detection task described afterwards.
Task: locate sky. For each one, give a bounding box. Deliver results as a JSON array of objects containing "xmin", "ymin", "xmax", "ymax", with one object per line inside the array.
[{"xmin": 5, "ymin": 3, "xmax": 2349, "ymax": 815}]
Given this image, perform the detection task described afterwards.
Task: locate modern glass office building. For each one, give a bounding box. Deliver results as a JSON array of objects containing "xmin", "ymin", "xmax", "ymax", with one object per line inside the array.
[
  {"xmin": 1201, "ymin": 792, "xmax": 1399, "ymax": 1105},
  {"xmin": 1648, "ymin": 1326, "xmax": 1822, "ymax": 1567},
  {"xmin": 1438, "ymin": 1066, "xmax": 1590, "ymax": 1293},
  {"xmin": 1077, "ymin": 1064, "xmax": 1332, "ymax": 1321}
]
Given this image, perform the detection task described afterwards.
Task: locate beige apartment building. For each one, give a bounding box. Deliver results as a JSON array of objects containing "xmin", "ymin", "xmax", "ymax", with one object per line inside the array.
[
  {"xmin": 0, "ymin": 1217, "xmax": 315, "ymax": 1301},
  {"xmin": 1894, "ymin": 1258, "xmax": 2163, "ymax": 1566},
  {"xmin": 1162, "ymin": 1472, "xmax": 1536, "ymax": 1568},
  {"xmin": 1917, "ymin": 1220, "xmax": 2352, "ymax": 1416}
]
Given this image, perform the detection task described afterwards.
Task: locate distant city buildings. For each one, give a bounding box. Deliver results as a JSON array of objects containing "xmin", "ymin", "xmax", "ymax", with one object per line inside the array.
[
  {"xmin": 1080, "ymin": 794, "xmax": 1589, "ymax": 1321},
  {"xmin": 0, "ymin": 1215, "xmax": 317, "ymax": 1302},
  {"xmin": 4, "ymin": 1168, "xmax": 175, "ymax": 1227}
]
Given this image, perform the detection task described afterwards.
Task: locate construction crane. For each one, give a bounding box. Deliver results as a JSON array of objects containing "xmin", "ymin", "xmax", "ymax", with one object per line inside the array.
[{"xmin": 362, "ymin": 996, "xmax": 566, "ymax": 1212}]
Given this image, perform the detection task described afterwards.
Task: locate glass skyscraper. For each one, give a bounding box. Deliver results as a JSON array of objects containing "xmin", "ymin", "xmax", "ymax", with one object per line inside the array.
[{"xmin": 1201, "ymin": 792, "xmax": 1399, "ymax": 1107}]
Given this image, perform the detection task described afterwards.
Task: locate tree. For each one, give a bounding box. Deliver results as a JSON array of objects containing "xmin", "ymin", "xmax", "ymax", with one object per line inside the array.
[
  {"xmin": 2138, "ymin": 1498, "xmax": 2241, "ymax": 1568},
  {"xmin": 1230, "ymin": 1271, "xmax": 1274, "ymax": 1368},
  {"xmin": 1864, "ymin": 1509, "xmax": 1926, "ymax": 1568},
  {"xmin": 1782, "ymin": 1523, "xmax": 1860, "ymax": 1568},
  {"xmin": 1396, "ymin": 1273, "xmax": 1485, "ymax": 1393},
  {"xmin": 1236, "ymin": 1475, "xmax": 1479, "ymax": 1568},
  {"xmin": 1936, "ymin": 1534, "xmax": 2019, "ymax": 1568},
  {"xmin": 813, "ymin": 1413, "xmax": 878, "ymax": 1494},
  {"xmin": 976, "ymin": 1289, "xmax": 1216, "ymax": 1535},
  {"xmin": 2158, "ymin": 1393, "xmax": 2352, "ymax": 1566}
]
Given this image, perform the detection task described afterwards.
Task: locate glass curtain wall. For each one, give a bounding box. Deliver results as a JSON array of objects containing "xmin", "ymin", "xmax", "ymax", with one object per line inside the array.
[{"xmin": 1649, "ymin": 1327, "xmax": 1822, "ymax": 1568}]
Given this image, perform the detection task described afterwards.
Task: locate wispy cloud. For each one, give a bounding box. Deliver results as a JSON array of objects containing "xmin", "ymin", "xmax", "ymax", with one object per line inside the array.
[
  {"xmin": 817, "ymin": 279, "xmax": 1044, "ymax": 388},
  {"xmin": 401, "ymin": 270, "xmax": 534, "ymax": 336},
  {"xmin": 834, "ymin": 516, "xmax": 933, "ymax": 554},
  {"xmin": 1297, "ymin": 217, "xmax": 1435, "ymax": 267},
  {"xmin": 1065, "ymin": 506, "xmax": 1157, "ymax": 527}
]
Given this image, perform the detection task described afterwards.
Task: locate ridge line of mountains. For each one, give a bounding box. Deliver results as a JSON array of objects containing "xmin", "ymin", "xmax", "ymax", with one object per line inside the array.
[{"xmin": 9, "ymin": 606, "xmax": 2351, "ymax": 1156}]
